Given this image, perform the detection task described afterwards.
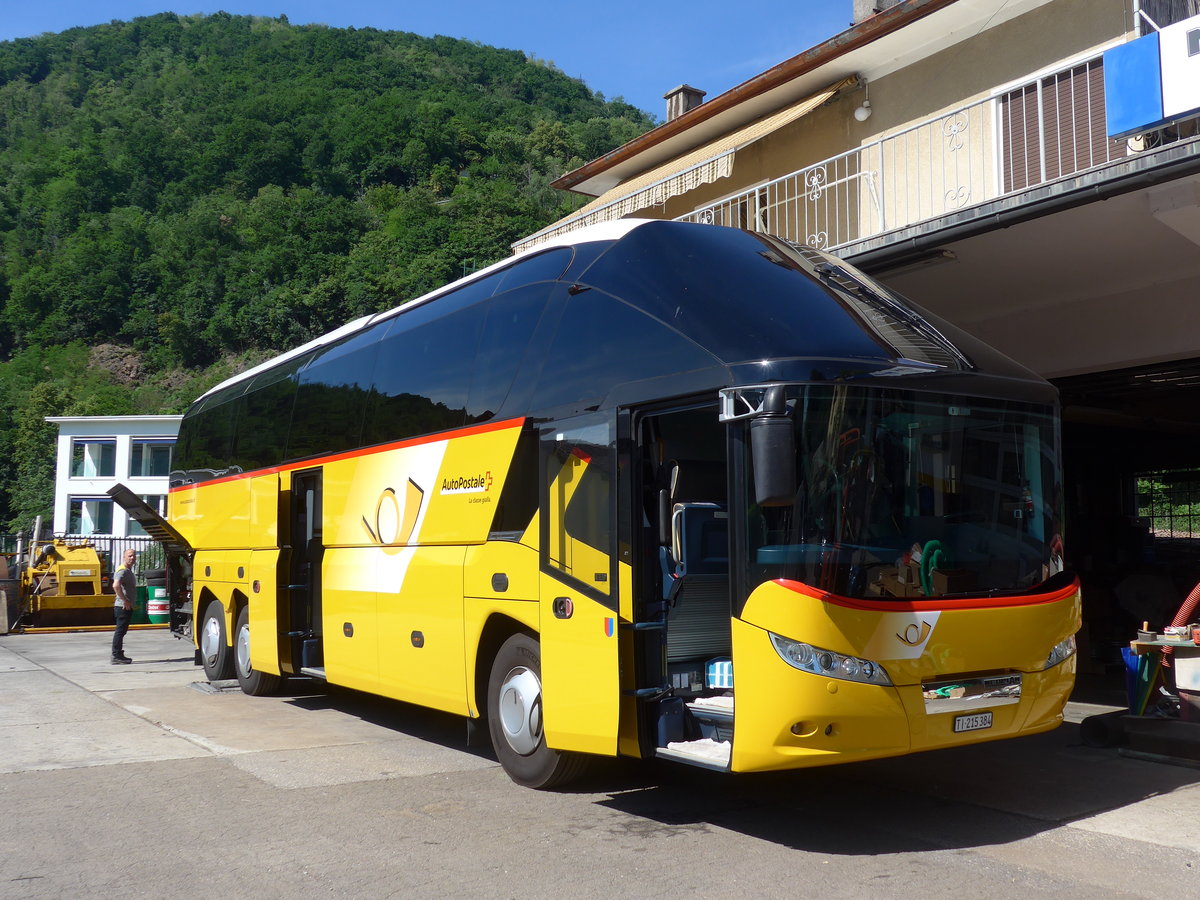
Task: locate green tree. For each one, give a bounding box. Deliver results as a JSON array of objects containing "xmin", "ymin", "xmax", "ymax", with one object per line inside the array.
[
  {"xmin": 0, "ymin": 12, "xmax": 656, "ymax": 525},
  {"xmin": 7, "ymin": 382, "xmax": 60, "ymax": 530}
]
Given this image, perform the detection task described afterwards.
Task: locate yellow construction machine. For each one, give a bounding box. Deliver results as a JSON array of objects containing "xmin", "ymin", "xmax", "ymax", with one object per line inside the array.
[{"xmin": 3, "ymin": 525, "xmax": 116, "ymax": 630}]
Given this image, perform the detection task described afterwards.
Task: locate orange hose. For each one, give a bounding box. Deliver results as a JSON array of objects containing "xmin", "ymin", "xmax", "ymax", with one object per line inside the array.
[
  {"xmin": 1161, "ymin": 581, "xmax": 1200, "ymax": 669},
  {"xmin": 1170, "ymin": 582, "xmax": 1200, "ymax": 628}
]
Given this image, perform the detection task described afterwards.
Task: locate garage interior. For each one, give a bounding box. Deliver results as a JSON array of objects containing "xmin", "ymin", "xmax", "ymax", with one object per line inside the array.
[
  {"xmin": 1057, "ymin": 361, "xmax": 1200, "ymax": 673},
  {"xmin": 858, "ymin": 163, "xmax": 1200, "ymax": 683}
]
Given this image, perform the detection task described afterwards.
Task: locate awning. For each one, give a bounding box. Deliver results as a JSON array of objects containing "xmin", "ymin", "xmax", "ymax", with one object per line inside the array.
[{"xmin": 513, "ymin": 75, "xmax": 857, "ymax": 252}]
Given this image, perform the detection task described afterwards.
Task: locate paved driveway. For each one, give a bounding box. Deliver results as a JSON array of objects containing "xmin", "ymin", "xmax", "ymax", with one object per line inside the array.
[{"xmin": 2, "ymin": 629, "xmax": 1199, "ymax": 899}]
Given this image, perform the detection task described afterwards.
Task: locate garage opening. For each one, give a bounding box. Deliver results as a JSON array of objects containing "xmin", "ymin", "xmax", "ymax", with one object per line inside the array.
[{"xmin": 1055, "ymin": 359, "xmax": 1200, "ymax": 684}]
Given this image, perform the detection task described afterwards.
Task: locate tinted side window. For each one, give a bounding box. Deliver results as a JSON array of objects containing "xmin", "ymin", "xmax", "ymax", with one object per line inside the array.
[
  {"xmin": 178, "ymin": 400, "xmax": 237, "ymax": 477},
  {"xmin": 174, "ymin": 383, "xmax": 246, "ymax": 483},
  {"xmin": 564, "ymin": 459, "xmax": 612, "ymax": 554},
  {"xmin": 580, "ymin": 221, "xmax": 887, "ymax": 364},
  {"xmin": 235, "ymin": 377, "xmax": 297, "ymax": 471},
  {"xmin": 532, "ymin": 291, "xmax": 719, "ymax": 415},
  {"xmin": 231, "ymin": 353, "xmax": 307, "ymax": 471},
  {"xmin": 364, "ymin": 306, "xmax": 483, "ymax": 446},
  {"xmin": 492, "ymin": 248, "xmax": 572, "ymax": 293},
  {"xmin": 288, "ymin": 326, "xmax": 383, "ymax": 461},
  {"xmin": 416, "ymin": 268, "xmax": 504, "ymax": 316},
  {"xmin": 191, "ymin": 378, "xmax": 249, "ymax": 415},
  {"xmin": 467, "ymin": 284, "xmax": 553, "ymax": 423}
]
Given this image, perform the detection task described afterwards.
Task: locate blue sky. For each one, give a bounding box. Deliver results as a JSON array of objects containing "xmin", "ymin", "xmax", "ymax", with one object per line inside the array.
[{"xmin": 0, "ymin": 1, "xmax": 851, "ymax": 118}]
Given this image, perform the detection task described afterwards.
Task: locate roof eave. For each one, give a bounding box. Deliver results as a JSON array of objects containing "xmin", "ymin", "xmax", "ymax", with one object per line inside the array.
[{"xmin": 552, "ymin": 0, "xmax": 963, "ymax": 195}]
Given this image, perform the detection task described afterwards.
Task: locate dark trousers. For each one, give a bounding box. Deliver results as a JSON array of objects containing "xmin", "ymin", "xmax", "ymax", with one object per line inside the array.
[{"xmin": 112, "ymin": 606, "xmax": 132, "ymax": 658}]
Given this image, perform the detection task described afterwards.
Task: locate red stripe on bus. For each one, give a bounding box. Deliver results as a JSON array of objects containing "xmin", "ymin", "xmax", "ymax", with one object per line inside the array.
[
  {"xmin": 773, "ymin": 577, "xmax": 1080, "ymax": 611},
  {"xmin": 169, "ymin": 416, "xmax": 526, "ymax": 492}
]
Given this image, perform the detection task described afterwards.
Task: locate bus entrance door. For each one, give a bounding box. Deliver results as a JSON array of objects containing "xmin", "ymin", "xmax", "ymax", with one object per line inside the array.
[
  {"xmin": 538, "ymin": 417, "xmax": 621, "ymax": 756},
  {"xmin": 287, "ymin": 468, "xmax": 324, "ymax": 677}
]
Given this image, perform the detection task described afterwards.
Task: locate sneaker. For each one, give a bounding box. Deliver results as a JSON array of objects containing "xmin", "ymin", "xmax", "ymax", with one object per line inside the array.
[{"xmin": 111, "ymin": 656, "xmax": 132, "ymax": 665}]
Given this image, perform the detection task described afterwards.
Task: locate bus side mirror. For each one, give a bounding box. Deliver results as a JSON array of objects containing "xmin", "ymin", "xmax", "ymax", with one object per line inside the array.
[{"xmin": 750, "ymin": 412, "xmax": 796, "ymax": 508}]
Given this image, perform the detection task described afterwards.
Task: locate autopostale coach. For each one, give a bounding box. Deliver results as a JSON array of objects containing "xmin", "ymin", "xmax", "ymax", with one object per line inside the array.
[{"xmin": 112, "ymin": 219, "xmax": 1079, "ymax": 788}]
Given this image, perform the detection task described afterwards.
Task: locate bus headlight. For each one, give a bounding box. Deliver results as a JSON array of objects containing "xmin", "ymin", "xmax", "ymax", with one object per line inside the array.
[
  {"xmin": 1043, "ymin": 634, "xmax": 1076, "ymax": 670},
  {"xmin": 769, "ymin": 632, "xmax": 892, "ymax": 686}
]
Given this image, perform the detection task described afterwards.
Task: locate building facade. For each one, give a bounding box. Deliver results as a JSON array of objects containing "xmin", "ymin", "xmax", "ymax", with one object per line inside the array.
[
  {"xmin": 522, "ymin": 0, "xmax": 1200, "ymax": 667},
  {"xmin": 47, "ymin": 415, "xmax": 181, "ymax": 538}
]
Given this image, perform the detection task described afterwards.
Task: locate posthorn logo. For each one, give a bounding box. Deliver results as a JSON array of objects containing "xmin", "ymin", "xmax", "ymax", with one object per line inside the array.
[{"xmin": 896, "ymin": 620, "xmax": 933, "ymax": 646}]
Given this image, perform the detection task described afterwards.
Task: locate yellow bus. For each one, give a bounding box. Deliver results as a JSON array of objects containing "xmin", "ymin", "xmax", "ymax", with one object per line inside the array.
[{"xmin": 117, "ymin": 219, "xmax": 1079, "ymax": 788}]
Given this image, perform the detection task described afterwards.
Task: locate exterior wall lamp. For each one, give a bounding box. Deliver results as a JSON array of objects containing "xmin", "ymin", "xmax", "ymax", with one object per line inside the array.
[{"xmin": 854, "ymin": 81, "xmax": 872, "ymax": 122}]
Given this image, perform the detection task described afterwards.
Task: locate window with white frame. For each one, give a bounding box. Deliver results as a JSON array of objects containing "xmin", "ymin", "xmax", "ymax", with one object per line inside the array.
[
  {"xmin": 70, "ymin": 439, "xmax": 116, "ymax": 478},
  {"xmin": 129, "ymin": 439, "xmax": 175, "ymax": 477},
  {"xmin": 127, "ymin": 495, "xmax": 167, "ymax": 537},
  {"xmin": 69, "ymin": 497, "xmax": 114, "ymax": 535}
]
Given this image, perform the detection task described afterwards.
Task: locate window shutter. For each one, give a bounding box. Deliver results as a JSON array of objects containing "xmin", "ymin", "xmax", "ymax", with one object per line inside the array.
[{"xmin": 1000, "ymin": 57, "xmax": 1120, "ymax": 193}]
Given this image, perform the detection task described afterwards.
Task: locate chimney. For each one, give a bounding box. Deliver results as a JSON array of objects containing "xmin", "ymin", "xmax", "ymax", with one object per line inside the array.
[
  {"xmin": 664, "ymin": 85, "xmax": 706, "ymax": 122},
  {"xmin": 853, "ymin": 0, "xmax": 903, "ymax": 24}
]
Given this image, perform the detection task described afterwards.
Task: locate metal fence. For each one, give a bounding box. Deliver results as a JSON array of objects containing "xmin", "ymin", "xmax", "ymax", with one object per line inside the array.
[
  {"xmin": 677, "ymin": 54, "xmax": 1136, "ymax": 251},
  {"xmin": 0, "ymin": 533, "xmax": 164, "ymax": 578}
]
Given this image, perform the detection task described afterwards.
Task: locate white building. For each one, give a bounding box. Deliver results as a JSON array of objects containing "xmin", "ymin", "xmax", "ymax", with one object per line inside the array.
[{"xmin": 46, "ymin": 415, "xmax": 182, "ymax": 537}]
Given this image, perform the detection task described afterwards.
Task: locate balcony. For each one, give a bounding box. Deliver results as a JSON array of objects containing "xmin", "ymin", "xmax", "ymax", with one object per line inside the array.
[{"xmin": 676, "ymin": 54, "xmax": 1199, "ymax": 254}]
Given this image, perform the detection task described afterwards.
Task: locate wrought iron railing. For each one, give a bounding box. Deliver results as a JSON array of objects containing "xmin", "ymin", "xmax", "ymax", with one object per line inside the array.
[{"xmin": 677, "ymin": 54, "xmax": 1138, "ymax": 250}]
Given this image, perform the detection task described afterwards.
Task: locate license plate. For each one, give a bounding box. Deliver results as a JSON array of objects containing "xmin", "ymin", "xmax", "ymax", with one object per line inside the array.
[{"xmin": 953, "ymin": 711, "xmax": 993, "ymax": 733}]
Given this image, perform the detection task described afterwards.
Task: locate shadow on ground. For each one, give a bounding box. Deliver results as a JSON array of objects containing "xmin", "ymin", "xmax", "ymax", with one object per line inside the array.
[{"xmin": 256, "ymin": 673, "xmax": 1200, "ymax": 855}]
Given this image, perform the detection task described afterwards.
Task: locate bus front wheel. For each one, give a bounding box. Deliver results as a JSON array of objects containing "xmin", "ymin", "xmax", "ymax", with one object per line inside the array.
[
  {"xmin": 235, "ymin": 606, "xmax": 281, "ymax": 696},
  {"xmin": 200, "ymin": 600, "xmax": 234, "ymax": 681},
  {"xmin": 487, "ymin": 633, "xmax": 587, "ymax": 789}
]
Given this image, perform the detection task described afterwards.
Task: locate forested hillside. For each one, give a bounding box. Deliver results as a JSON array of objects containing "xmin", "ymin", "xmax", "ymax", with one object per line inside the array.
[{"xmin": 0, "ymin": 13, "xmax": 653, "ymax": 529}]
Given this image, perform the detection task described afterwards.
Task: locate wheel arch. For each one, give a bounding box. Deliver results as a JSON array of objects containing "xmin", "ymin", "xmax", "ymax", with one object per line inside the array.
[
  {"xmin": 194, "ymin": 586, "xmax": 221, "ymax": 648},
  {"xmin": 472, "ymin": 613, "xmax": 537, "ymax": 722},
  {"xmin": 230, "ymin": 589, "xmax": 249, "ymax": 644}
]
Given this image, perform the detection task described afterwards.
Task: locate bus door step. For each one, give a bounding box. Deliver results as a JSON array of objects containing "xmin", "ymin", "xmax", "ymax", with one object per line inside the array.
[
  {"xmin": 686, "ymin": 698, "xmax": 734, "ymax": 743},
  {"xmin": 655, "ymin": 740, "xmax": 731, "ymax": 772},
  {"xmin": 300, "ymin": 666, "xmax": 327, "ymax": 680}
]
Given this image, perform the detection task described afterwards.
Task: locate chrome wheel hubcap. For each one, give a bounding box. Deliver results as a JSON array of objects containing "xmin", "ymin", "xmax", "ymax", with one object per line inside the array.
[
  {"xmin": 236, "ymin": 623, "xmax": 251, "ymax": 678},
  {"xmin": 498, "ymin": 666, "xmax": 542, "ymax": 756},
  {"xmin": 201, "ymin": 614, "xmax": 222, "ymax": 664}
]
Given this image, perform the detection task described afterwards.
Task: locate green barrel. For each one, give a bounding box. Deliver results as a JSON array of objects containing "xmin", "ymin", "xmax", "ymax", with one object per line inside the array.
[
  {"xmin": 132, "ymin": 586, "xmax": 150, "ymax": 625},
  {"xmin": 147, "ymin": 586, "xmax": 169, "ymax": 625}
]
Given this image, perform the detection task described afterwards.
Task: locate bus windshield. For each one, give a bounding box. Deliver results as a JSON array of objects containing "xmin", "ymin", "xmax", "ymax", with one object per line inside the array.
[{"xmin": 745, "ymin": 384, "xmax": 1064, "ymax": 600}]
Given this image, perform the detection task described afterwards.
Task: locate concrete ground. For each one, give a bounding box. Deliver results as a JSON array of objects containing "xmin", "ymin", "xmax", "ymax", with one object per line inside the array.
[{"xmin": 2, "ymin": 629, "xmax": 1199, "ymax": 898}]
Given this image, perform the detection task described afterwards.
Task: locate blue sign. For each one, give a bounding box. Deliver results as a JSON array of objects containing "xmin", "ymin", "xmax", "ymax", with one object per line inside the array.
[
  {"xmin": 1104, "ymin": 32, "xmax": 1165, "ymax": 139},
  {"xmin": 1104, "ymin": 14, "xmax": 1200, "ymax": 139}
]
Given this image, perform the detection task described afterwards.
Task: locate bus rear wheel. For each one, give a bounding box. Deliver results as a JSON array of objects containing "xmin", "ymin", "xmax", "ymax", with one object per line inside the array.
[
  {"xmin": 200, "ymin": 600, "xmax": 234, "ymax": 681},
  {"xmin": 487, "ymin": 632, "xmax": 588, "ymax": 789},
  {"xmin": 235, "ymin": 606, "xmax": 281, "ymax": 696}
]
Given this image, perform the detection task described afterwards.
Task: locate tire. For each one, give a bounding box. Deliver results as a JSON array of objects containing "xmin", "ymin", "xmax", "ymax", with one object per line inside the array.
[
  {"xmin": 199, "ymin": 600, "xmax": 234, "ymax": 681},
  {"xmin": 486, "ymin": 632, "xmax": 589, "ymax": 789},
  {"xmin": 234, "ymin": 606, "xmax": 281, "ymax": 696}
]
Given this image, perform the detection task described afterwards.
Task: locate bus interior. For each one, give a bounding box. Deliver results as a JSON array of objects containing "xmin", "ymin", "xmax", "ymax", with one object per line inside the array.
[{"xmin": 637, "ymin": 403, "xmax": 738, "ymax": 754}]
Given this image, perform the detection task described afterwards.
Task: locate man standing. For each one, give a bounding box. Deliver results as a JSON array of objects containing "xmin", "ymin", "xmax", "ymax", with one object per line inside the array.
[{"xmin": 112, "ymin": 548, "xmax": 136, "ymax": 664}]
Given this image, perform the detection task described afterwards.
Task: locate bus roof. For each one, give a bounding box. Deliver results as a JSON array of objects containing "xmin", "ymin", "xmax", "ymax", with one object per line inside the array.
[
  {"xmin": 195, "ymin": 219, "xmax": 1051, "ymax": 416},
  {"xmin": 198, "ymin": 218, "xmax": 652, "ymax": 402}
]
